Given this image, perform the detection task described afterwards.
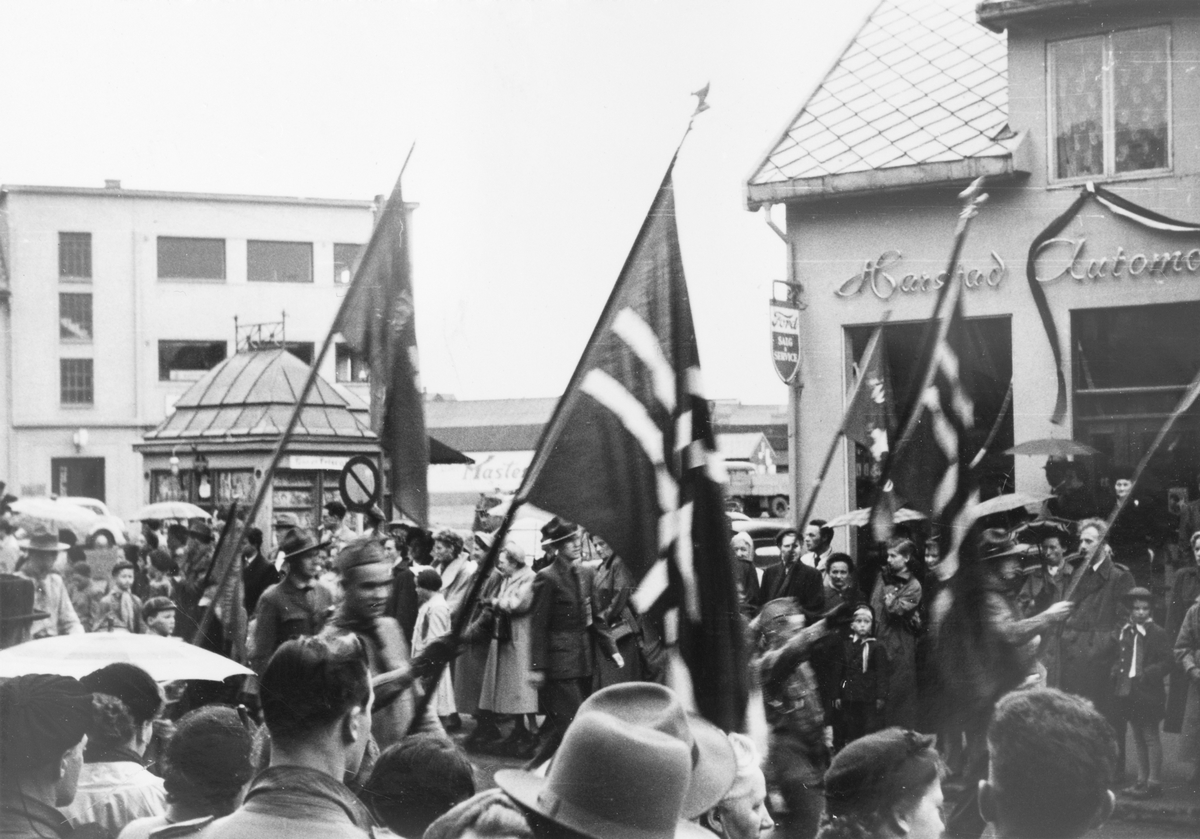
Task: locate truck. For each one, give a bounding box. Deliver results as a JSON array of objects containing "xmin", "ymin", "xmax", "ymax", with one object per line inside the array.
[{"xmin": 725, "ymin": 462, "xmax": 791, "ymax": 518}]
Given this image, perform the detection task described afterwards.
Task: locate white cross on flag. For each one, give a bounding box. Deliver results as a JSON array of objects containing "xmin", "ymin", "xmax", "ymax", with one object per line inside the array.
[{"xmin": 519, "ymin": 163, "xmax": 748, "ymax": 731}]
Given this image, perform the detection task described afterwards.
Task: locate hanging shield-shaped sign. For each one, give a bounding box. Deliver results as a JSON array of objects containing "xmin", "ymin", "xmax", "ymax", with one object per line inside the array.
[{"xmin": 770, "ymin": 301, "xmax": 801, "ymax": 384}]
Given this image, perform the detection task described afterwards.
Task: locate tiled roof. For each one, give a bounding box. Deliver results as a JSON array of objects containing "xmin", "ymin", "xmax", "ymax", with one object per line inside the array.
[
  {"xmin": 747, "ymin": 0, "xmax": 1016, "ymax": 206},
  {"xmin": 145, "ymin": 348, "xmax": 375, "ymax": 441}
]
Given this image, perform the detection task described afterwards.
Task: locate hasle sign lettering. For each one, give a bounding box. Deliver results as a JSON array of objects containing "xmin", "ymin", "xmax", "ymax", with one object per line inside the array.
[
  {"xmin": 1034, "ymin": 238, "xmax": 1200, "ymax": 285},
  {"xmin": 835, "ymin": 251, "xmax": 1007, "ymax": 300}
]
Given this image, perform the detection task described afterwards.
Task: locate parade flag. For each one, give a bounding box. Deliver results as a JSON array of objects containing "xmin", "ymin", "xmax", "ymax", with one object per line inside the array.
[
  {"xmin": 335, "ymin": 175, "xmax": 430, "ymax": 527},
  {"xmin": 884, "ymin": 275, "xmax": 978, "ymax": 566},
  {"xmin": 844, "ymin": 327, "xmax": 893, "ymax": 465},
  {"xmin": 519, "ymin": 162, "xmax": 748, "ymax": 731}
]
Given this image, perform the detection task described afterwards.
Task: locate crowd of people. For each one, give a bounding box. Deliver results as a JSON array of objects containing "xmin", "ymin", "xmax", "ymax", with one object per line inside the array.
[{"xmin": 1, "ymin": 485, "xmax": 1198, "ymax": 839}]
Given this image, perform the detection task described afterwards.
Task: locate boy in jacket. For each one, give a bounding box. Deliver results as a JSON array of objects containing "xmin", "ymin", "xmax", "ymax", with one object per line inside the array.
[
  {"xmin": 1110, "ymin": 586, "xmax": 1170, "ymax": 798},
  {"xmin": 831, "ymin": 603, "xmax": 888, "ymax": 751}
]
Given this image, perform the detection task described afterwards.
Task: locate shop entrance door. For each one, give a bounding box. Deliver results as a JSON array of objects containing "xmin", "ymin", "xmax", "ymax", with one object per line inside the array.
[{"xmin": 51, "ymin": 457, "xmax": 106, "ymax": 502}]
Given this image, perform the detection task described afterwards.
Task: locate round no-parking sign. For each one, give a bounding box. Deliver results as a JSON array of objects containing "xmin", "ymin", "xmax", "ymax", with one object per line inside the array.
[{"xmin": 338, "ymin": 455, "xmax": 381, "ymax": 513}]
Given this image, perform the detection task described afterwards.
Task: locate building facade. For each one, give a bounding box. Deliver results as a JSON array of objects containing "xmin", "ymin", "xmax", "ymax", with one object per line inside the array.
[
  {"xmin": 0, "ymin": 182, "xmax": 377, "ymax": 519},
  {"xmin": 747, "ymin": 0, "xmax": 1200, "ymax": 544}
]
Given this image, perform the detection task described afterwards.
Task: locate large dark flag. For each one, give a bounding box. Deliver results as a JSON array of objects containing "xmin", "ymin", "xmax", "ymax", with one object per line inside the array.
[
  {"xmin": 335, "ymin": 176, "xmax": 430, "ymax": 526},
  {"xmin": 519, "ymin": 162, "xmax": 748, "ymax": 731},
  {"xmin": 884, "ymin": 275, "xmax": 978, "ymax": 572}
]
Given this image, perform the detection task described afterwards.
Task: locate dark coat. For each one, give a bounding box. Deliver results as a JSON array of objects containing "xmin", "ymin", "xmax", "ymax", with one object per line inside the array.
[
  {"xmin": 736, "ymin": 559, "xmax": 761, "ymax": 617},
  {"xmin": 387, "ymin": 563, "xmax": 419, "ymax": 644},
  {"xmin": 243, "ymin": 552, "xmax": 280, "ymax": 614},
  {"xmin": 529, "ymin": 557, "xmax": 617, "ymax": 680},
  {"xmin": 1110, "ymin": 621, "xmax": 1170, "ymax": 722},
  {"xmin": 832, "ymin": 634, "xmax": 888, "ymax": 704},
  {"xmin": 1061, "ymin": 553, "xmax": 1136, "ymax": 707},
  {"xmin": 1166, "ymin": 565, "xmax": 1200, "ymax": 731},
  {"xmin": 758, "ymin": 560, "xmax": 825, "ymax": 617}
]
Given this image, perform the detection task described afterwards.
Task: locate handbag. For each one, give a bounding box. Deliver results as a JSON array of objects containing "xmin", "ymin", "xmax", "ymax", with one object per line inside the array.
[{"xmin": 494, "ymin": 610, "xmax": 513, "ymax": 642}]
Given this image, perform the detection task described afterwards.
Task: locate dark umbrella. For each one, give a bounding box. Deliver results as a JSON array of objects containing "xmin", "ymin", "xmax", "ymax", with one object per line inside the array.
[
  {"xmin": 1012, "ymin": 518, "xmax": 1074, "ymax": 544},
  {"xmin": 1005, "ymin": 438, "xmax": 1098, "ymax": 457}
]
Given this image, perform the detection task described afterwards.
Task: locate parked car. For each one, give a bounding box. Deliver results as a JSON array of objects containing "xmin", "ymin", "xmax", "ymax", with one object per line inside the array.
[{"xmin": 57, "ymin": 496, "xmax": 128, "ymax": 546}]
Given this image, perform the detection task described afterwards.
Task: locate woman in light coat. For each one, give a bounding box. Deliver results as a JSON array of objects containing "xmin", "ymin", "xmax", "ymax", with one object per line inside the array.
[{"xmin": 477, "ymin": 542, "xmax": 538, "ymax": 753}]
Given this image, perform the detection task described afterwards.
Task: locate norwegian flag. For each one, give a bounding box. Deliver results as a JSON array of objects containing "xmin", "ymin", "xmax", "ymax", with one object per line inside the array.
[{"xmin": 519, "ymin": 161, "xmax": 748, "ymax": 731}]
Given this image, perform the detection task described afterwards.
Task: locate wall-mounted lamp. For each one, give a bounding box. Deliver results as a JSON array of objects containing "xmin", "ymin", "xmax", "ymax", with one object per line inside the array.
[
  {"xmin": 194, "ymin": 452, "xmax": 211, "ymax": 500},
  {"xmin": 72, "ymin": 428, "xmax": 89, "ymax": 452},
  {"xmin": 169, "ymin": 445, "xmax": 182, "ymax": 476}
]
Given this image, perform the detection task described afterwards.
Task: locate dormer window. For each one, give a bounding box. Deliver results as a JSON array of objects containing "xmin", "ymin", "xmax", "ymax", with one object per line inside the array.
[{"xmin": 1049, "ymin": 26, "xmax": 1170, "ymax": 182}]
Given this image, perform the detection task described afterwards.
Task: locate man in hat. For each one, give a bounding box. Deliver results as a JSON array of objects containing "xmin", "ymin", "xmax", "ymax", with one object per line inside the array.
[
  {"xmin": 270, "ymin": 513, "xmax": 300, "ymax": 565},
  {"xmin": 321, "ymin": 538, "xmax": 443, "ymax": 746},
  {"xmin": 250, "ymin": 529, "xmax": 334, "ymax": 675},
  {"xmin": 175, "ymin": 521, "xmax": 215, "ymax": 637},
  {"xmin": 16, "ymin": 524, "xmax": 83, "ymax": 638},
  {"xmin": 457, "ymin": 531, "xmax": 505, "ymax": 748},
  {"xmin": 241, "ymin": 526, "xmax": 278, "ymax": 615},
  {"xmin": 95, "ymin": 560, "xmax": 145, "ymax": 634},
  {"xmin": 526, "ymin": 517, "xmax": 621, "ymax": 766},
  {"xmin": 494, "ymin": 683, "xmax": 715, "ymax": 839},
  {"xmin": 0, "ymin": 573, "xmax": 51, "ymax": 649},
  {"xmin": 1016, "ymin": 522, "xmax": 1075, "ymax": 686},
  {"xmin": 0, "ymin": 674, "xmax": 97, "ymax": 838}
]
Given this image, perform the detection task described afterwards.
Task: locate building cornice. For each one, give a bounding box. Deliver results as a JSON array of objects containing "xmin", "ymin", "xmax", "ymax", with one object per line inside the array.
[
  {"xmin": 977, "ymin": 0, "xmax": 1187, "ymax": 33},
  {"xmin": 0, "ymin": 183, "xmax": 377, "ymax": 210}
]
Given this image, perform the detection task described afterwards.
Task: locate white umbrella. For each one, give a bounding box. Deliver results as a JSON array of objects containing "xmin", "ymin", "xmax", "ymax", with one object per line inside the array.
[
  {"xmin": 970, "ymin": 492, "xmax": 1052, "ymax": 519},
  {"xmin": 825, "ymin": 507, "xmax": 927, "ymax": 528},
  {"xmin": 131, "ymin": 501, "xmax": 210, "ymax": 521},
  {"xmin": 11, "ymin": 497, "xmax": 98, "ymax": 543},
  {"xmin": 0, "ymin": 632, "xmax": 252, "ymax": 682}
]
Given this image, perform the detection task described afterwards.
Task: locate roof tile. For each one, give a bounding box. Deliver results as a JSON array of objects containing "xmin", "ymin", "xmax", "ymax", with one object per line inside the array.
[{"xmin": 749, "ymin": 0, "xmax": 1008, "ymax": 189}]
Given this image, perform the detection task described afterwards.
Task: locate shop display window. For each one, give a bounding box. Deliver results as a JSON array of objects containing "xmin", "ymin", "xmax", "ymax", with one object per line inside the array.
[{"xmin": 1050, "ymin": 27, "xmax": 1170, "ymax": 181}]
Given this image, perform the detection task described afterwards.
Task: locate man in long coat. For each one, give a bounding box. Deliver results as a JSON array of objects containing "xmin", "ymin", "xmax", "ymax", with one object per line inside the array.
[
  {"xmin": 526, "ymin": 517, "xmax": 620, "ymax": 766},
  {"xmin": 757, "ymin": 528, "xmax": 825, "ymax": 617}
]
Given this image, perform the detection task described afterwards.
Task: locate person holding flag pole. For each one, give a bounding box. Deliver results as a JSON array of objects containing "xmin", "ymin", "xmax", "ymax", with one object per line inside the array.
[
  {"xmin": 190, "ymin": 147, "xmax": 431, "ymax": 722},
  {"xmin": 404, "ymin": 90, "xmax": 750, "ymax": 747}
]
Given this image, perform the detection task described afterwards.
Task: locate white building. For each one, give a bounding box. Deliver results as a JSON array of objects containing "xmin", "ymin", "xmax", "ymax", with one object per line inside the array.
[{"xmin": 0, "ymin": 181, "xmax": 379, "ymax": 519}]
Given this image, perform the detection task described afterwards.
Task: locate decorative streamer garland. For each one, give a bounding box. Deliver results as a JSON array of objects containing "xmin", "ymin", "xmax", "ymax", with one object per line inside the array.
[{"xmin": 1025, "ymin": 182, "xmax": 1200, "ymax": 425}]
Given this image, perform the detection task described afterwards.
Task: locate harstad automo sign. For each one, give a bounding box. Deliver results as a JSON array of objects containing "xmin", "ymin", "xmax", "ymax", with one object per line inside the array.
[{"xmin": 770, "ymin": 302, "xmax": 801, "ymax": 384}]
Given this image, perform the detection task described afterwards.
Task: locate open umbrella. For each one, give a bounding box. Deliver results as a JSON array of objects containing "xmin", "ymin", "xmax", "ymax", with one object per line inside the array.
[
  {"xmin": 1005, "ymin": 438, "xmax": 1098, "ymax": 458},
  {"xmin": 131, "ymin": 501, "xmax": 210, "ymax": 521},
  {"xmin": 1012, "ymin": 518, "xmax": 1075, "ymax": 544},
  {"xmin": 970, "ymin": 491, "xmax": 1052, "ymax": 519},
  {"xmin": 10, "ymin": 497, "xmax": 98, "ymax": 543},
  {"xmin": 0, "ymin": 632, "xmax": 253, "ymax": 682},
  {"xmin": 825, "ymin": 507, "xmax": 926, "ymax": 528}
]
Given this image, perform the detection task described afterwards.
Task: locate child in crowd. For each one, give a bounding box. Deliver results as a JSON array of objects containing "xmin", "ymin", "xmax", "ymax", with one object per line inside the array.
[
  {"xmin": 142, "ymin": 597, "xmax": 177, "ymax": 638},
  {"xmin": 69, "ymin": 561, "xmax": 104, "ymax": 632},
  {"xmin": 414, "ymin": 567, "xmax": 458, "ymax": 724},
  {"xmin": 870, "ymin": 537, "xmax": 922, "ymax": 729},
  {"xmin": 145, "ymin": 548, "xmax": 178, "ymax": 601},
  {"xmin": 831, "ymin": 603, "xmax": 888, "ymax": 751},
  {"xmin": 96, "ymin": 560, "xmax": 144, "ymax": 633},
  {"xmin": 1110, "ymin": 586, "xmax": 1170, "ymax": 798}
]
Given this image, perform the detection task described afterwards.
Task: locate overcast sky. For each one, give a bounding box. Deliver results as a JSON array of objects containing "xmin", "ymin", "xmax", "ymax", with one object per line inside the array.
[{"xmin": 3, "ymin": 0, "xmax": 877, "ymax": 404}]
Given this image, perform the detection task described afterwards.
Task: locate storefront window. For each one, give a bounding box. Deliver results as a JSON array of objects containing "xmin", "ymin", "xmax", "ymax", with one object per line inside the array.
[
  {"xmin": 1073, "ymin": 303, "xmax": 1200, "ymax": 494},
  {"xmin": 1050, "ymin": 27, "xmax": 1170, "ymax": 181}
]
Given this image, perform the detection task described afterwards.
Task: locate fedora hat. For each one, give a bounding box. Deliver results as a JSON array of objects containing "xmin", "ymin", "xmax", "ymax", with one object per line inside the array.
[
  {"xmin": 473, "ymin": 531, "xmax": 494, "ymax": 552},
  {"xmin": 272, "ymin": 512, "xmax": 300, "ymax": 530},
  {"xmin": 0, "ymin": 574, "xmax": 50, "ymax": 625},
  {"xmin": 540, "ymin": 516, "xmax": 579, "ymax": 548},
  {"xmin": 974, "ymin": 528, "xmax": 1029, "ymax": 562},
  {"xmin": 18, "ymin": 523, "xmax": 69, "ymax": 553},
  {"xmin": 495, "ymin": 710, "xmax": 710, "ymax": 839},
  {"xmin": 576, "ymin": 682, "xmax": 735, "ymax": 818},
  {"xmin": 186, "ymin": 521, "xmax": 214, "ymax": 542},
  {"xmin": 279, "ymin": 529, "xmax": 331, "ymax": 563}
]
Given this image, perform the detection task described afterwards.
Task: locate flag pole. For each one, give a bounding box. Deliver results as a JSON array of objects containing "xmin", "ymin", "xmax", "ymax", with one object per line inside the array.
[
  {"xmin": 189, "ymin": 501, "xmax": 238, "ymax": 647},
  {"xmin": 406, "ymin": 97, "xmax": 710, "ymax": 731},
  {"xmin": 794, "ymin": 318, "xmax": 889, "ymax": 531},
  {"xmin": 188, "ymin": 152, "xmax": 415, "ymax": 648},
  {"xmin": 1065, "ymin": 366, "xmax": 1200, "ymax": 601}
]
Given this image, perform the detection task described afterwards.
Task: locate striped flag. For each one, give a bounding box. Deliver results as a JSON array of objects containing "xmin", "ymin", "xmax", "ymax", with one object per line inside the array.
[
  {"xmin": 519, "ymin": 162, "xmax": 748, "ymax": 731},
  {"xmin": 885, "ymin": 272, "xmax": 979, "ymax": 570}
]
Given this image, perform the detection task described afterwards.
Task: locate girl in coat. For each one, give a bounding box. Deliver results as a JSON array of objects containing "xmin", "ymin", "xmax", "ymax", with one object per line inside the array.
[
  {"xmin": 1110, "ymin": 587, "xmax": 1170, "ymax": 798},
  {"xmin": 870, "ymin": 538, "xmax": 922, "ymax": 729},
  {"xmin": 413, "ymin": 568, "xmax": 457, "ymax": 721},
  {"xmin": 831, "ymin": 603, "xmax": 888, "ymax": 750}
]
